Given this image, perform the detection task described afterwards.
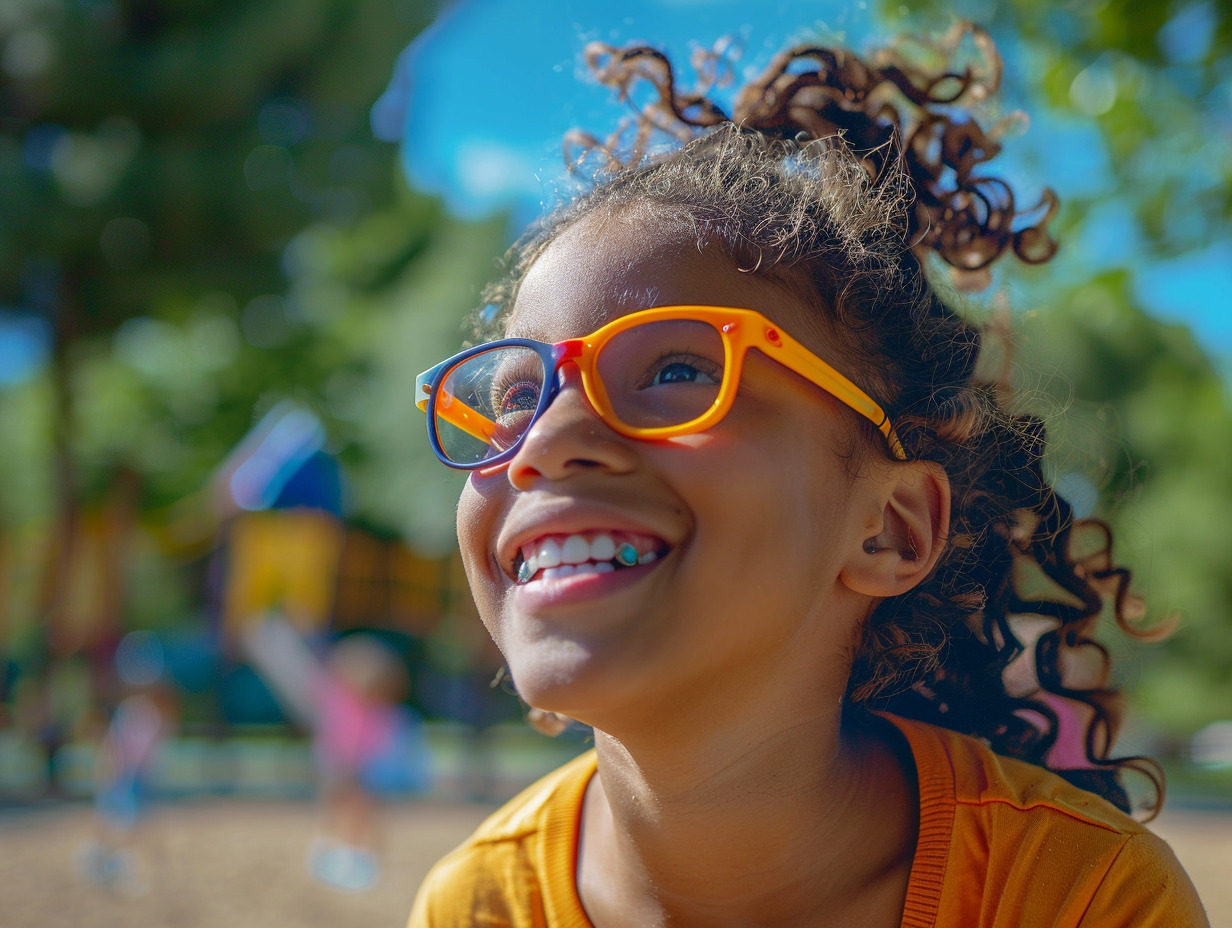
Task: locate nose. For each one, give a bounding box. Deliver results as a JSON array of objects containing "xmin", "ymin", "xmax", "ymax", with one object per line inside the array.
[{"xmin": 505, "ymin": 364, "xmax": 639, "ymax": 489}]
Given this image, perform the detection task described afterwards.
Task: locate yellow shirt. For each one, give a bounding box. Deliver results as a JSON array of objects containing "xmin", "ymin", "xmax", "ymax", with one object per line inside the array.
[{"xmin": 408, "ymin": 714, "xmax": 1209, "ymax": 926}]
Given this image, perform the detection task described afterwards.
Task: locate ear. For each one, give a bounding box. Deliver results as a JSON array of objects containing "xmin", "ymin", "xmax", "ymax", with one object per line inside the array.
[{"xmin": 840, "ymin": 460, "xmax": 950, "ymax": 598}]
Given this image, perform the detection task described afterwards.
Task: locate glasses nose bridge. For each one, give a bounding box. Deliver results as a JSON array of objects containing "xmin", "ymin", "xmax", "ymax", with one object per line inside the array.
[
  {"xmin": 553, "ymin": 338, "xmax": 585, "ymax": 366},
  {"xmin": 516, "ymin": 338, "xmax": 593, "ymax": 440},
  {"xmin": 542, "ymin": 337, "xmax": 589, "ymax": 400}
]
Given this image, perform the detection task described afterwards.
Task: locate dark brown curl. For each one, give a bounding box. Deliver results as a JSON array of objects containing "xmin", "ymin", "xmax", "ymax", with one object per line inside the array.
[{"xmin": 569, "ymin": 23, "xmax": 1058, "ymax": 291}]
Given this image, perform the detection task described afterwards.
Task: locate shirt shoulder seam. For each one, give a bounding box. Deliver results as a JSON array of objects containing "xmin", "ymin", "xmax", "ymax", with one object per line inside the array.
[{"xmin": 953, "ymin": 794, "xmax": 1137, "ymax": 835}]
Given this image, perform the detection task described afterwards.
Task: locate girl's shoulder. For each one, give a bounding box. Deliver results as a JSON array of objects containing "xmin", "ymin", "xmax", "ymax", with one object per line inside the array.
[
  {"xmin": 880, "ymin": 713, "xmax": 1209, "ymax": 927},
  {"xmin": 882, "ymin": 712, "xmax": 1145, "ymax": 832}
]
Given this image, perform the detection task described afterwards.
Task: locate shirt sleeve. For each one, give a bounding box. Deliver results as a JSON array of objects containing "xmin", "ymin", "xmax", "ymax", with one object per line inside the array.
[{"xmin": 1080, "ymin": 832, "xmax": 1210, "ymax": 927}]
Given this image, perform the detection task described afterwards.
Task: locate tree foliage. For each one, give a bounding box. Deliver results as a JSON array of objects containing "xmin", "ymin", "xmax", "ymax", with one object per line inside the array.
[{"xmin": 0, "ymin": 0, "xmax": 455, "ymax": 663}]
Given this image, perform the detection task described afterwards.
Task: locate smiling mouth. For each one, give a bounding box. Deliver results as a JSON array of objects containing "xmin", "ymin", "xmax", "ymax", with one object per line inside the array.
[{"xmin": 513, "ymin": 531, "xmax": 667, "ymax": 585}]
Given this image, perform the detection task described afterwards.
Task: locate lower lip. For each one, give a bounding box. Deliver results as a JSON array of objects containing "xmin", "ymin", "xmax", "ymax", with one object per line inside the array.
[{"xmin": 511, "ymin": 560, "xmax": 661, "ymax": 611}]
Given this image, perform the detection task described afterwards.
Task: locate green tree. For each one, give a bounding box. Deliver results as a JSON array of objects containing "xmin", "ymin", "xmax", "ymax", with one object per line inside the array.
[{"xmin": 0, "ymin": 0, "xmax": 436, "ymax": 665}]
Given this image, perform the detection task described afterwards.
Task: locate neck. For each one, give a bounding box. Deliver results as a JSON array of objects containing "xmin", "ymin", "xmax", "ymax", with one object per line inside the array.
[{"xmin": 577, "ymin": 708, "xmax": 919, "ymax": 928}]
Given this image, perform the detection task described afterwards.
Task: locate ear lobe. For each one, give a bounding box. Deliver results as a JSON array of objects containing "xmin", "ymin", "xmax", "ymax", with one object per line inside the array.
[{"xmin": 841, "ymin": 461, "xmax": 951, "ymax": 598}]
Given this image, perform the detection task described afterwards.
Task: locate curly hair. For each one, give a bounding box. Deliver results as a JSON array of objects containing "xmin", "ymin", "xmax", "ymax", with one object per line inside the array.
[{"xmin": 476, "ymin": 24, "xmax": 1164, "ymax": 817}]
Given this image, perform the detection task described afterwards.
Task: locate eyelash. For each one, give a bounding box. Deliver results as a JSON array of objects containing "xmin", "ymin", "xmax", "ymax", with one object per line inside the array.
[
  {"xmin": 635, "ymin": 349, "xmax": 723, "ymax": 387},
  {"xmin": 493, "ymin": 378, "xmax": 541, "ymax": 413}
]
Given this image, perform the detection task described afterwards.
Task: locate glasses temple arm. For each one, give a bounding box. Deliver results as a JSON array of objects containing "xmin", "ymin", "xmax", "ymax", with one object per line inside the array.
[{"xmin": 770, "ymin": 341, "xmax": 906, "ymax": 460}]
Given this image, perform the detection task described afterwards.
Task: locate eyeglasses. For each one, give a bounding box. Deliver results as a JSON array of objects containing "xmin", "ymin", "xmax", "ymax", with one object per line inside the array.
[{"xmin": 415, "ymin": 305, "xmax": 905, "ymax": 469}]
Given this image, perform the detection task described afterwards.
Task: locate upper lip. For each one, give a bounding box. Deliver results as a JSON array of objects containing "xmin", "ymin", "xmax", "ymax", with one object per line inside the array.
[{"xmin": 496, "ymin": 499, "xmax": 676, "ymax": 582}]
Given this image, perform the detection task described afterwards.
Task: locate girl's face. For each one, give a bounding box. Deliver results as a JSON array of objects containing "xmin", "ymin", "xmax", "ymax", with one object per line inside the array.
[{"xmin": 456, "ymin": 211, "xmax": 893, "ymax": 732}]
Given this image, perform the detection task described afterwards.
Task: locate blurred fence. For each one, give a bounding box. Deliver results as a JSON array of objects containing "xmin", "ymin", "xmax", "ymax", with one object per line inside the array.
[{"xmin": 0, "ymin": 720, "xmax": 591, "ymax": 805}]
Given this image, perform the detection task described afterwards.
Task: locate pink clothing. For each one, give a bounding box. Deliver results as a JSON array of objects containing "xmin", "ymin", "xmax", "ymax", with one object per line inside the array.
[
  {"xmin": 317, "ymin": 675, "xmax": 398, "ymax": 773},
  {"xmin": 107, "ymin": 694, "xmax": 163, "ymax": 775}
]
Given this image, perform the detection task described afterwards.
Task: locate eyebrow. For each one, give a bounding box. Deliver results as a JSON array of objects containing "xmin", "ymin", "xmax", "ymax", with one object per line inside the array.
[
  {"xmin": 505, "ymin": 287, "xmax": 667, "ymax": 343},
  {"xmin": 616, "ymin": 284, "xmax": 664, "ymax": 310}
]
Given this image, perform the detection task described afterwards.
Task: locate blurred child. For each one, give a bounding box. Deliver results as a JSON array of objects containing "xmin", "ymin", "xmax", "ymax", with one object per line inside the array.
[
  {"xmin": 77, "ymin": 630, "xmax": 174, "ymax": 895},
  {"xmin": 242, "ymin": 617, "xmax": 431, "ymax": 892},
  {"xmin": 308, "ymin": 633, "xmax": 431, "ymax": 891}
]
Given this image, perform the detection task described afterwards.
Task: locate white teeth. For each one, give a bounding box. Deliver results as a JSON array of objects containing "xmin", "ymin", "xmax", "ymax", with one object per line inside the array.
[
  {"xmin": 560, "ymin": 535, "xmax": 590, "ymax": 565},
  {"xmin": 541, "ymin": 561, "xmax": 614, "ymax": 581},
  {"xmin": 535, "ymin": 538, "xmax": 562, "ymax": 569},
  {"xmin": 589, "ymin": 534, "xmax": 616, "ymax": 561},
  {"xmin": 517, "ymin": 532, "xmax": 660, "ymax": 584}
]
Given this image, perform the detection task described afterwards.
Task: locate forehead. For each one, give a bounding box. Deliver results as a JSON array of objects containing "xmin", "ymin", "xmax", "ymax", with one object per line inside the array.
[{"xmin": 507, "ymin": 210, "xmax": 820, "ymax": 343}]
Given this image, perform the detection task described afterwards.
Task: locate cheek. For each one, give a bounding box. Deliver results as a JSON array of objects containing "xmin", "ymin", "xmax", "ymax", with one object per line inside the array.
[
  {"xmin": 683, "ymin": 406, "xmax": 856, "ymax": 581},
  {"xmin": 455, "ymin": 479, "xmax": 505, "ymax": 629},
  {"xmin": 680, "ymin": 442, "xmax": 820, "ymax": 547},
  {"xmin": 455, "ymin": 480, "xmax": 484, "ymax": 566}
]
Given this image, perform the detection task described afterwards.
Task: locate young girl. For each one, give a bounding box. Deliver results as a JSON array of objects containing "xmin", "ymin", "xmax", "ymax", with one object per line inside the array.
[{"xmin": 408, "ymin": 25, "xmax": 1208, "ymax": 927}]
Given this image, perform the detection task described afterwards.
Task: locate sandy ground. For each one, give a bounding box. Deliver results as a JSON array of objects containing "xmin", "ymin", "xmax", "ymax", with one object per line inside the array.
[
  {"xmin": 0, "ymin": 797, "xmax": 490, "ymax": 928},
  {"xmin": 0, "ymin": 798, "xmax": 1227, "ymax": 927}
]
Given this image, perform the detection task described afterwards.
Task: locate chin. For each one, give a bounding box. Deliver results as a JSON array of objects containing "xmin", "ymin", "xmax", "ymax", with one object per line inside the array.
[{"xmin": 503, "ymin": 638, "xmax": 627, "ymax": 722}]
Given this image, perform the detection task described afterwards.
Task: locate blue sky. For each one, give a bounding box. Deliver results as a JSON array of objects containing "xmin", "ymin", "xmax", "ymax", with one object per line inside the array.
[
  {"xmin": 372, "ymin": 0, "xmax": 881, "ymax": 225},
  {"xmin": 372, "ymin": 0, "xmax": 1232, "ymax": 366}
]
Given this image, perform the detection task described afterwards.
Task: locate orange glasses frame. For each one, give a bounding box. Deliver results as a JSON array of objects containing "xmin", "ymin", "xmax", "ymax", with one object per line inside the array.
[{"xmin": 415, "ymin": 305, "xmax": 906, "ymax": 464}]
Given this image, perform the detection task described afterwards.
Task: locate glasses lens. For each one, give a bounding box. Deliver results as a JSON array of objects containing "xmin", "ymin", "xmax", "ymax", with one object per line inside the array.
[
  {"xmin": 435, "ymin": 346, "xmax": 546, "ymax": 465},
  {"xmin": 597, "ymin": 320, "xmax": 725, "ymax": 429}
]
